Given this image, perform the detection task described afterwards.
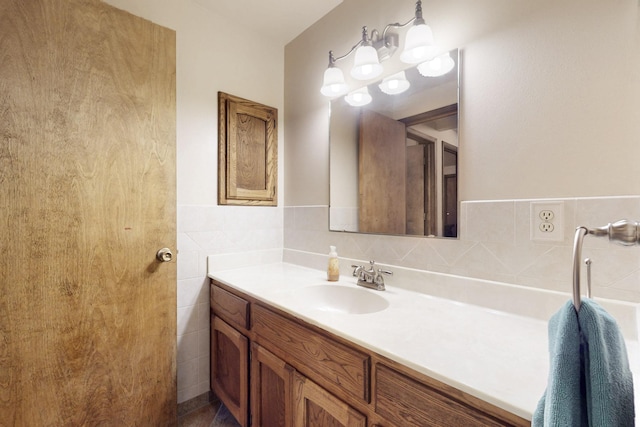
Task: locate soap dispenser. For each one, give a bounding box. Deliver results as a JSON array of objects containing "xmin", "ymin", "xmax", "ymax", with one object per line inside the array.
[{"xmin": 327, "ymin": 245, "xmax": 339, "ymax": 281}]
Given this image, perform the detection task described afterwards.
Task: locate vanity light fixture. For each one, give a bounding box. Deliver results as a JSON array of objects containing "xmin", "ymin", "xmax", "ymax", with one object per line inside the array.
[
  {"xmin": 344, "ymin": 87, "xmax": 373, "ymax": 107},
  {"xmin": 350, "ymin": 27, "xmax": 384, "ymax": 81},
  {"xmin": 399, "ymin": 0, "xmax": 436, "ymax": 64},
  {"xmin": 320, "ymin": 52, "xmax": 349, "ymax": 97},
  {"xmin": 320, "ymin": 0, "xmax": 443, "ymax": 104},
  {"xmin": 379, "ymin": 71, "xmax": 410, "ymax": 95},
  {"xmin": 417, "ymin": 51, "xmax": 455, "ymax": 77}
]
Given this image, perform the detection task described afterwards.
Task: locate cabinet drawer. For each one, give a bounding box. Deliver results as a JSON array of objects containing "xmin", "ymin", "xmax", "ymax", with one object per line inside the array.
[
  {"xmin": 375, "ymin": 364, "xmax": 516, "ymax": 427},
  {"xmin": 252, "ymin": 304, "xmax": 370, "ymax": 403},
  {"xmin": 211, "ymin": 284, "xmax": 250, "ymax": 330}
]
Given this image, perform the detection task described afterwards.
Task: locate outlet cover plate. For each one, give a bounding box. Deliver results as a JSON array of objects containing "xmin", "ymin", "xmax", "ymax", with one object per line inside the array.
[{"xmin": 530, "ymin": 201, "xmax": 565, "ymax": 242}]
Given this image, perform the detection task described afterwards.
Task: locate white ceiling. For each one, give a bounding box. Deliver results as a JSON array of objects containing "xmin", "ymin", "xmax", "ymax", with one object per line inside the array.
[{"xmin": 194, "ymin": 0, "xmax": 343, "ymax": 45}]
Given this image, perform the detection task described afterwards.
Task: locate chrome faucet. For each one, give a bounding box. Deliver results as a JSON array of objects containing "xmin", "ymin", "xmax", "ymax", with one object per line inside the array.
[{"xmin": 351, "ymin": 261, "xmax": 392, "ymax": 291}]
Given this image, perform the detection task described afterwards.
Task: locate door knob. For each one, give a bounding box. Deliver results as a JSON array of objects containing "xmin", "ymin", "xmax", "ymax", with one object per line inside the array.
[{"xmin": 156, "ymin": 248, "xmax": 173, "ymax": 262}]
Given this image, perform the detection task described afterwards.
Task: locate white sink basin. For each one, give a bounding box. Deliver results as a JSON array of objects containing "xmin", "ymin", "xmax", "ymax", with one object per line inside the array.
[{"xmin": 292, "ymin": 284, "xmax": 389, "ymax": 314}]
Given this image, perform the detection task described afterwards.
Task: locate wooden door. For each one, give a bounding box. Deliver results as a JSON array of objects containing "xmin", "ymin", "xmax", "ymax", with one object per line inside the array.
[
  {"xmin": 293, "ymin": 372, "xmax": 366, "ymax": 427},
  {"xmin": 358, "ymin": 110, "xmax": 406, "ymax": 234},
  {"xmin": 251, "ymin": 343, "xmax": 295, "ymax": 427},
  {"xmin": 0, "ymin": 0, "xmax": 177, "ymax": 425},
  {"xmin": 211, "ymin": 316, "xmax": 249, "ymax": 427}
]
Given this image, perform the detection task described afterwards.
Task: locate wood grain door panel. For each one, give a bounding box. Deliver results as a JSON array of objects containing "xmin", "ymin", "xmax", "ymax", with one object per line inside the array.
[
  {"xmin": 358, "ymin": 110, "xmax": 406, "ymax": 234},
  {"xmin": 293, "ymin": 372, "xmax": 366, "ymax": 427},
  {"xmin": 251, "ymin": 343, "xmax": 295, "ymax": 427},
  {"xmin": 211, "ymin": 317, "xmax": 249, "ymax": 427},
  {"xmin": 0, "ymin": 0, "xmax": 176, "ymax": 424}
]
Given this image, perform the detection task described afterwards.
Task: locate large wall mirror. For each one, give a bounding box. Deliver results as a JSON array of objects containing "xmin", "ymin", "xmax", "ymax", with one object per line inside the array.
[{"xmin": 329, "ymin": 49, "xmax": 459, "ymax": 238}]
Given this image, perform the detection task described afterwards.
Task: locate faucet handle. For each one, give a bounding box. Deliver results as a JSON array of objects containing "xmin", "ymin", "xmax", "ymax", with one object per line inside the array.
[
  {"xmin": 351, "ymin": 264, "xmax": 363, "ymax": 276},
  {"xmin": 372, "ymin": 266, "xmax": 392, "ymax": 290}
]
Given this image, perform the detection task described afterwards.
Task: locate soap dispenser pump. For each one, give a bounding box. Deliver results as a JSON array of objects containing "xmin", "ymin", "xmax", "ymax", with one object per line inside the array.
[{"xmin": 327, "ymin": 246, "xmax": 339, "ymax": 281}]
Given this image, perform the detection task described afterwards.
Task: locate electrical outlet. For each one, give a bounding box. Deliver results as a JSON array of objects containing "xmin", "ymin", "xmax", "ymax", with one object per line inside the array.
[
  {"xmin": 539, "ymin": 222, "xmax": 554, "ymax": 232},
  {"xmin": 531, "ymin": 201, "xmax": 564, "ymax": 242},
  {"xmin": 539, "ymin": 210, "xmax": 554, "ymax": 221}
]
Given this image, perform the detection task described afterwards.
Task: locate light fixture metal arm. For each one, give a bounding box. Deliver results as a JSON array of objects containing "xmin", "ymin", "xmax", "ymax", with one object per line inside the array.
[
  {"xmin": 327, "ymin": 0, "xmax": 425, "ymax": 65},
  {"xmin": 380, "ymin": 16, "xmax": 416, "ymax": 44},
  {"xmin": 329, "ymin": 26, "xmax": 371, "ymax": 65},
  {"xmin": 381, "ymin": 0, "xmax": 423, "ymax": 41}
]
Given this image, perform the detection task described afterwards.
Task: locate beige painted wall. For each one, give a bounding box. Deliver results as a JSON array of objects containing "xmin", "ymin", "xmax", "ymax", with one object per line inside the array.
[{"xmin": 284, "ymin": 0, "xmax": 640, "ymax": 205}]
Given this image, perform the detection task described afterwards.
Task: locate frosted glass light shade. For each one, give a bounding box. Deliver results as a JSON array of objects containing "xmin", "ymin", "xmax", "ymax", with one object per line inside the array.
[
  {"xmin": 321, "ymin": 66, "xmax": 348, "ymax": 97},
  {"xmin": 350, "ymin": 45, "xmax": 383, "ymax": 81},
  {"xmin": 379, "ymin": 71, "xmax": 410, "ymax": 95},
  {"xmin": 400, "ymin": 23, "xmax": 436, "ymax": 64},
  {"xmin": 344, "ymin": 87, "xmax": 372, "ymax": 107},
  {"xmin": 417, "ymin": 52, "xmax": 455, "ymax": 77}
]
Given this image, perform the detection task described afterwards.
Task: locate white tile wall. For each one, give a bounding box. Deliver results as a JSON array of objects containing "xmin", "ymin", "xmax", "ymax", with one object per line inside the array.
[{"xmin": 176, "ymin": 204, "xmax": 283, "ymax": 403}]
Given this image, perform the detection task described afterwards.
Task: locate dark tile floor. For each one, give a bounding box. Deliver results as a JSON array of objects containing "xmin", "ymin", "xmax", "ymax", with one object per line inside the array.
[{"xmin": 177, "ymin": 401, "xmax": 241, "ymax": 427}]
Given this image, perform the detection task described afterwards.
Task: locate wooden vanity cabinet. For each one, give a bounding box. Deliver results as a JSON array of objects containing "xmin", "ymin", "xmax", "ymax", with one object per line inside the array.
[{"xmin": 210, "ymin": 280, "xmax": 530, "ymax": 427}]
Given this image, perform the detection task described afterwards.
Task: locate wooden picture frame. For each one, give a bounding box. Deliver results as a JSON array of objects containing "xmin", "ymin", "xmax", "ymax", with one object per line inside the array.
[{"xmin": 218, "ymin": 92, "xmax": 278, "ymax": 206}]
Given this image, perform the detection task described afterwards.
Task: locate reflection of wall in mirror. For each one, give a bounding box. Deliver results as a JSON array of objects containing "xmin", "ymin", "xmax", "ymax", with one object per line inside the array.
[
  {"xmin": 329, "ymin": 100, "xmax": 359, "ymax": 231},
  {"xmin": 392, "ymin": 78, "xmax": 458, "ymax": 122}
]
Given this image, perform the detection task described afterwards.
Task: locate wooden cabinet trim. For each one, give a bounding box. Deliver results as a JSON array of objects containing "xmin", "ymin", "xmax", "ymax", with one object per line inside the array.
[{"xmin": 211, "ymin": 284, "xmax": 250, "ymax": 330}]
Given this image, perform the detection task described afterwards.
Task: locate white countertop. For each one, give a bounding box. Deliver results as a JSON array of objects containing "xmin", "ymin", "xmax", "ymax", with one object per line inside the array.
[{"xmin": 208, "ymin": 262, "xmax": 640, "ymax": 422}]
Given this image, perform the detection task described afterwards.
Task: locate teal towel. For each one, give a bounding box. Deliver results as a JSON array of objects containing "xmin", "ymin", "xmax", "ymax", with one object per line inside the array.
[
  {"xmin": 533, "ymin": 299, "xmax": 634, "ymax": 426},
  {"xmin": 533, "ymin": 300, "xmax": 585, "ymax": 426}
]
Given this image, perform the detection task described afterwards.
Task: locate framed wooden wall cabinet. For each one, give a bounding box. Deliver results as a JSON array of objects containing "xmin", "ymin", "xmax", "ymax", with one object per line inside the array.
[{"xmin": 218, "ymin": 92, "xmax": 278, "ymax": 206}]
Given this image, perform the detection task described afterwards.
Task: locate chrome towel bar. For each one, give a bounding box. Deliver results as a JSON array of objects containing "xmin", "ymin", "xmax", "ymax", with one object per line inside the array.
[{"xmin": 572, "ymin": 220, "xmax": 640, "ymax": 311}]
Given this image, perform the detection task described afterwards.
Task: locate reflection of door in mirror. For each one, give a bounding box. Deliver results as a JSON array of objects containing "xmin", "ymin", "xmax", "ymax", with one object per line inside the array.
[
  {"xmin": 357, "ymin": 105, "xmax": 458, "ymax": 237},
  {"xmin": 406, "ymin": 132, "xmax": 436, "ymax": 236},
  {"xmin": 401, "ymin": 104, "xmax": 458, "ymax": 237},
  {"xmin": 358, "ymin": 109, "xmax": 406, "ymax": 234},
  {"xmin": 443, "ymin": 143, "xmax": 458, "ymax": 237}
]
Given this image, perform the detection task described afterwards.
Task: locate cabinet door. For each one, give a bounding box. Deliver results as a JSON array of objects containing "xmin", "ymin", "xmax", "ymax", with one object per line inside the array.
[
  {"xmin": 251, "ymin": 343, "xmax": 295, "ymax": 427},
  {"xmin": 211, "ymin": 316, "xmax": 249, "ymax": 427},
  {"xmin": 293, "ymin": 372, "xmax": 366, "ymax": 427}
]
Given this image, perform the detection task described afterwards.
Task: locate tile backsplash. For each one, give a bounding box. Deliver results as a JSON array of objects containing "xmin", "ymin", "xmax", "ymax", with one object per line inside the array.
[{"xmin": 285, "ymin": 196, "xmax": 640, "ymax": 303}]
